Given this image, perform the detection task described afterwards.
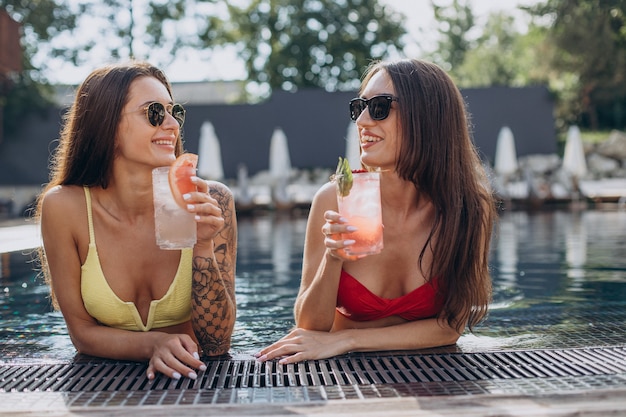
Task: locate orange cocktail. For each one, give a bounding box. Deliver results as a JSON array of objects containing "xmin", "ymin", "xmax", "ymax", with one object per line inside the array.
[{"xmin": 337, "ymin": 171, "xmax": 383, "ymax": 256}]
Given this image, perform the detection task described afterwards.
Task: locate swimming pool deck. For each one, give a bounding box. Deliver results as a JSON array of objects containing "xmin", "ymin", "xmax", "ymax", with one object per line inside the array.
[
  {"xmin": 0, "ymin": 218, "xmax": 39, "ymax": 254},
  {"xmin": 2, "ymin": 218, "xmax": 626, "ymax": 416},
  {"xmin": 3, "ymin": 387, "xmax": 625, "ymax": 416},
  {"xmin": 2, "ymin": 345, "xmax": 626, "ymax": 416}
]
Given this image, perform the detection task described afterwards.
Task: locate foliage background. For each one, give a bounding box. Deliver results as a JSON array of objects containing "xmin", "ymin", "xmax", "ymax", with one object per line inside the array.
[{"xmin": 1, "ymin": 0, "xmax": 625, "ymax": 139}]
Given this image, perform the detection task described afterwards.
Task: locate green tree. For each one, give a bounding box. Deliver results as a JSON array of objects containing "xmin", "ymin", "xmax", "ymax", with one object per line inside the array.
[
  {"xmin": 217, "ymin": 0, "xmax": 406, "ymax": 96},
  {"xmin": 1, "ymin": 0, "xmax": 227, "ymax": 138},
  {"xmin": 2, "ymin": 0, "xmax": 79, "ymax": 67},
  {"xmin": 3, "ymin": 0, "xmax": 406, "ymax": 135},
  {"xmin": 451, "ymin": 12, "xmax": 546, "ymax": 87},
  {"xmin": 429, "ymin": 1, "xmax": 550, "ymax": 88},
  {"xmin": 72, "ymin": 1, "xmax": 226, "ymax": 67},
  {"xmin": 530, "ymin": 0, "xmax": 626, "ymax": 130},
  {"xmin": 1, "ymin": 0, "xmax": 79, "ymax": 138},
  {"xmin": 430, "ymin": 0, "xmax": 475, "ymax": 72}
]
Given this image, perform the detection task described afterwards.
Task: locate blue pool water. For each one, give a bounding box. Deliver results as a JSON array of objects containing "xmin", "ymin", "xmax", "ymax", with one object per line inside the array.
[{"xmin": 1, "ymin": 209, "xmax": 625, "ymax": 362}]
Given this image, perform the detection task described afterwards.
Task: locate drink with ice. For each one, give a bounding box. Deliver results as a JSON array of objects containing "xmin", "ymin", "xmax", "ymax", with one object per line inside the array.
[
  {"xmin": 152, "ymin": 166, "xmax": 197, "ymax": 249},
  {"xmin": 337, "ymin": 171, "xmax": 383, "ymax": 256}
]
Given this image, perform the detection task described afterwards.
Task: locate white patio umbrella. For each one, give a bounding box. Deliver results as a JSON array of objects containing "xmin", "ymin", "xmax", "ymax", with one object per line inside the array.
[
  {"xmin": 236, "ymin": 164, "xmax": 253, "ymax": 208},
  {"xmin": 494, "ymin": 126, "xmax": 518, "ymax": 177},
  {"xmin": 197, "ymin": 121, "xmax": 224, "ymax": 180},
  {"xmin": 269, "ymin": 127, "xmax": 292, "ymax": 181},
  {"xmin": 563, "ymin": 125, "xmax": 587, "ymax": 178},
  {"xmin": 272, "ymin": 217, "xmax": 293, "ymax": 279}
]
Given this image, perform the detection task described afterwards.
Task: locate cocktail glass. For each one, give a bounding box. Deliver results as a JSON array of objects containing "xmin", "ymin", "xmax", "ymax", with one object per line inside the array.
[
  {"xmin": 337, "ymin": 171, "xmax": 383, "ymax": 256},
  {"xmin": 152, "ymin": 166, "xmax": 197, "ymax": 249}
]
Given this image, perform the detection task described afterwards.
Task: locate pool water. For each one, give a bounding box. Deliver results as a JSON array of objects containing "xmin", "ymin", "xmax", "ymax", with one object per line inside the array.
[{"xmin": 1, "ymin": 209, "xmax": 625, "ymax": 363}]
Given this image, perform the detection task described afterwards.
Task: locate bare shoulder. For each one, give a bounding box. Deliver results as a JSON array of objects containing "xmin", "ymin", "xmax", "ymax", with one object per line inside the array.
[
  {"xmin": 311, "ymin": 181, "xmax": 338, "ymax": 209},
  {"xmin": 304, "ymin": 181, "xmax": 337, "ymax": 233},
  {"xmin": 41, "ymin": 185, "xmax": 86, "ymax": 217},
  {"xmin": 40, "ymin": 185, "xmax": 88, "ymax": 261}
]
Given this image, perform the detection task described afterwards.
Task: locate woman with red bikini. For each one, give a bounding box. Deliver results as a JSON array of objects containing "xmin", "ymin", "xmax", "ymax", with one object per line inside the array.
[{"xmin": 257, "ymin": 58, "xmax": 497, "ymax": 364}]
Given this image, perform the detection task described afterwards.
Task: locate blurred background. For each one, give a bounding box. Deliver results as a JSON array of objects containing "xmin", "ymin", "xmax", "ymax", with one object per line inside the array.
[{"xmin": 1, "ymin": 0, "xmax": 625, "ymax": 215}]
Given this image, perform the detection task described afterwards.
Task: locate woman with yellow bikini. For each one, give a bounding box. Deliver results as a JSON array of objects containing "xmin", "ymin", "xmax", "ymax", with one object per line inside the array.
[{"xmin": 35, "ymin": 62, "xmax": 237, "ymax": 380}]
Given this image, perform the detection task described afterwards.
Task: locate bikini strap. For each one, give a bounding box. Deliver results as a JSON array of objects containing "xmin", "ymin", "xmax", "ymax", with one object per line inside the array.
[{"xmin": 83, "ymin": 186, "xmax": 96, "ymax": 245}]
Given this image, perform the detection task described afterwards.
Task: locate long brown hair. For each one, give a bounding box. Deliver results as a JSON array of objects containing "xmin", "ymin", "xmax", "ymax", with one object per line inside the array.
[
  {"xmin": 34, "ymin": 61, "xmax": 183, "ymax": 304},
  {"xmin": 44, "ymin": 61, "xmax": 182, "ymax": 191},
  {"xmin": 360, "ymin": 59, "xmax": 497, "ymax": 331}
]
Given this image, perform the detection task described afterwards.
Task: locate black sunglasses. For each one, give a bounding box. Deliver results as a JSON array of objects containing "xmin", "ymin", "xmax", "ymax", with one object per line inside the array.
[
  {"xmin": 143, "ymin": 102, "xmax": 186, "ymax": 127},
  {"xmin": 349, "ymin": 95, "xmax": 398, "ymax": 121}
]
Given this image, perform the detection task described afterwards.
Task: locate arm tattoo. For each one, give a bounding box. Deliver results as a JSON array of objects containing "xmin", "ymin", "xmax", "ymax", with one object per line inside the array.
[
  {"xmin": 191, "ymin": 255, "xmax": 234, "ymax": 355},
  {"xmin": 191, "ymin": 183, "xmax": 237, "ymax": 356}
]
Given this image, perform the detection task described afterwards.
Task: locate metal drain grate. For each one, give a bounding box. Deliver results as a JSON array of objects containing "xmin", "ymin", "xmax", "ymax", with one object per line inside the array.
[
  {"xmin": 2, "ymin": 347, "xmax": 625, "ymax": 396},
  {"xmin": 0, "ymin": 347, "xmax": 626, "ymax": 392}
]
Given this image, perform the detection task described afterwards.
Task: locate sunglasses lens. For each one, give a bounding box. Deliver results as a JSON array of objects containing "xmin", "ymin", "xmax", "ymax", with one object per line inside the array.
[
  {"xmin": 172, "ymin": 104, "xmax": 185, "ymax": 127},
  {"xmin": 147, "ymin": 102, "xmax": 166, "ymax": 126},
  {"xmin": 349, "ymin": 99, "xmax": 367, "ymax": 121},
  {"xmin": 349, "ymin": 96, "xmax": 394, "ymax": 121},
  {"xmin": 369, "ymin": 96, "xmax": 391, "ymax": 120},
  {"xmin": 145, "ymin": 103, "xmax": 185, "ymax": 127}
]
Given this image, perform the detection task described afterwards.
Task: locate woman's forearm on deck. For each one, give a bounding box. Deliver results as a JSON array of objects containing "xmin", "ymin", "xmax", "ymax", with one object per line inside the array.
[
  {"xmin": 191, "ymin": 246, "xmax": 236, "ymax": 356},
  {"xmin": 342, "ymin": 318, "xmax": 461, "ymax": 353}
]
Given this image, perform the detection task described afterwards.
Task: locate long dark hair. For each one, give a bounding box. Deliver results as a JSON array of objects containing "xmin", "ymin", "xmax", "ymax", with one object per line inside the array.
[
  {"xmin": 34, "ymin": 61, "xmax": 182, "ymax": 305},
  {"xmin": 361, "ymin": 59, "xmax": 496, "ymax": 331},
  {"xmin": 47, "ymin": 61, "xmax": 182, "ymax": 190}
]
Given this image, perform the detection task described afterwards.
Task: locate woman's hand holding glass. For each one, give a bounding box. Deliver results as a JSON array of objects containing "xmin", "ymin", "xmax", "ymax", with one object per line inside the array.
[
  {"xmin": 183, "ymin": 176, "xmax": 225, "ymax": 246},
  {"xmin": 322, "ymin": 210, "xmax": 366, "ymax": 261}
]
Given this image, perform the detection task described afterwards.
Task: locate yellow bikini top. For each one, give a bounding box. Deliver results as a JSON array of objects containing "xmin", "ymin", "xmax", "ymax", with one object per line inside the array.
[{"xmin": 80, "ymin": 187, "xmax": 192, "ymax": 332}]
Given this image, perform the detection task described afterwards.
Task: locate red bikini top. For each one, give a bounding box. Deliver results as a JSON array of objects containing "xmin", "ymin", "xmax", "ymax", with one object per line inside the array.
[{"xmin": 336, "ymin": 269, "xmax": 444, "ymax": 322}]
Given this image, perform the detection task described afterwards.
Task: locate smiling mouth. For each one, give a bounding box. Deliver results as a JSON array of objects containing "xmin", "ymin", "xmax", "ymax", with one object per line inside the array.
[
  {"xmin": 153, "ymin": 140, "xmax": 174, "ymax": 146},
  {"xmin": 361, "ymin": 135, "xmax": 382, "ymax": 144}
]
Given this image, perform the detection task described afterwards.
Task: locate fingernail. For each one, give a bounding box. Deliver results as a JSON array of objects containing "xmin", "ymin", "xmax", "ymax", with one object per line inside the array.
[
  {"xmin": 257, "ymin": 354, "xmax": 267, "ymax": 362},
  {"xmin": 339, "ymin": 217, "xmax": 348, "ymax": 223},
  {"xmin": 346, "ymin": 226, "xmax": 358, "ymax": 232},
  {"xmin": 344, "ymin": 239, "xmax": 356, "ymax": 245},
  {"xmin": 172, "ymin": 372, "xmax": 182, "ymax": 380},
  {"xmin": 187, "ymin": 204, "xmax": 194, "ymax": 211},
  {"xmin": 191, "ymin": 176, "xmax": 200, "ymax": 182},
  {"xmin": 183, "ymin": 193, "xmax": 191, "ymax": 201},
  {"xmin": 199, "ymin": 364, "xmax": 207, "ymax": 371},
  {"xmin": 188, "ymin": 372, "xmax": 198, "ymax": 380},
  {"xmin": 147, "ymin": 372, "xmax": 154, "ymax": 380},
  {"xmin": 193, "ymin": 352, "xmax": 200, "ymax": 360},
  {"xmin": 253, "ymin": 352, "xmax": 261, "ymax": 358},
  {"xmin": 195, "ymin": 215, "xmax": 201, "ymax": 221}
]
